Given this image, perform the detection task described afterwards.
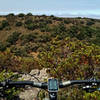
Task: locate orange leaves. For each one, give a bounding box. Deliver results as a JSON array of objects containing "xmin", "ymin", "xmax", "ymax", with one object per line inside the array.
[{"xmin": 79, "ymin": 55, "xmax": 89, "ymax": 65}]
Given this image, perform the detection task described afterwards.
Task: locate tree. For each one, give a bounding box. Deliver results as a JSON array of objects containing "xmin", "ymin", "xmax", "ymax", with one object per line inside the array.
[
  {"xmin": 18, "ymin": 13, "xmax": 25, "ymax": 17},
  {"xmin": 27, "ymin": 13, "xmax": 33, "ymax": 16}
]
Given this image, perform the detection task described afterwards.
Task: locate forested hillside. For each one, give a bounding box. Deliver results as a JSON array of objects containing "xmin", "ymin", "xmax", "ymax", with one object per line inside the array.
[{"xmin": 0, "ymin": 13, "xmax": 100, "ymax": 99}]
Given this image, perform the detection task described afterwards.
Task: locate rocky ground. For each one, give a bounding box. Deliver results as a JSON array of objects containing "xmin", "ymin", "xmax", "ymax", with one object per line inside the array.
[{"xmin": 18, "ymin": 68, "xmax": 49, "ymax": 100}]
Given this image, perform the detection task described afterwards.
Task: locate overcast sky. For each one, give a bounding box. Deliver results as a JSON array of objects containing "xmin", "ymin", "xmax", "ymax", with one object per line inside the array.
[{"xmin": 0, "ymin": 0, "xmax": 100, "ymax": 18}]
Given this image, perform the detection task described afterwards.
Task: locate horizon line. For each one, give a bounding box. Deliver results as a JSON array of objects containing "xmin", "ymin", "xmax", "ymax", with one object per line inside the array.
[{"xmin": 0, "ymin": 11, "xmax": 100, "ymax": 19}]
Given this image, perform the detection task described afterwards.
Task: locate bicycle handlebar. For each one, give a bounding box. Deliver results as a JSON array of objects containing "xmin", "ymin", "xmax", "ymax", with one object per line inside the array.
[
  {"xmin": 0, "ymin": 80, "xmax": 47, "ymax": 89},
  {"xmin": 59, "ymin": 80, "xmax": 100, "ymax": 88},
  {"xmin": 0, "ymin": 79, "xmax": 100, "ymax": 89}
]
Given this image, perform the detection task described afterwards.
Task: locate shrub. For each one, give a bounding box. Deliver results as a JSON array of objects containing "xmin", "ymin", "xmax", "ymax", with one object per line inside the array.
[
  {"xmin": 68, "ymin": 26, "xmax": 94, "ymax": 40},
  {"xmin": 0, "ymin": 42, "xmax": 6, "ymax": 51},
  {"xmin": 7, "ymin": 13, "xmax": 15, "ymax": 17},
  {"xmin": 86, "ymin": 21, "xmax": 95, "ymax": 26},
  {"xmin": 77, "ymin": 17, "xmax": 82, "ymax": 19},
  {"xmin": 56, "ymin": 17, "xmax": 63, "ymax": 21},
  {"xmin": 20, "ymin": 33, "xmax": 37, "ymax": 44},
  {"xmin": 2, "ymin": 20, "xmax": 9, "ymax": 28},
  {"xmin": 37, "ymin": 47, "xmax": 44, "ymax": 52},
  {"xmin": 34, "ymin": 34, "xmax": 51, "ymax": 43},
  {"xmin": 39, "ymin": 18, "xmax": 45, "ymax": 22},
  {"xmin": 50, "ymin": 15, "xmax": 55, "ymax": 18},
  {"xmin": 27, "ymin": 13, "xmax": 33, "ymax": 16},
  {"xmin": 11, "ymin": 46, "xmax": 27, "ymax": 56},
  {"xmin": 52, "ymin": 23, "xmax": 67, "ymax": 36},
  {"xmin": 52, "ymin": 16, "xmax": 58, "ymax": 20},
  {"xmin": 0, "ymin": 20, "xmax": 9, "ymax": 30},
  {"xmin": 46, "ymin": 19, "xmax": 52, "ymax": 24},
  {"xmin": 76, "ymin": 33, "xmax": 85, "ymax": 40},
  {"xmin": 25, "ymin": 19, "xmax": 33, "ymax": 25},
  {"xmin": 16, "ymin": 21, "xmax": 23, "ymax": 27},
  {"xmin": 38, "ymin": 22, "xmax": 46, "ymax": 28},
  {"xmin": 0, "ymin": 70, "xmax": 20, "ymax": 100},
  {"xmin": 41, "ymin": 14, "xmax": 46, "ymax": 17},
  {"xmin": 6, "ymin": 32, "xmax": 21, "ymax": 45},
  {"xmin": 26, "ymin": 33, "xmax": 36, "ymax": 41},
  {"xmin": 18, "ymin": 13, "xmax": 25, "ymax": 17},
  {"xmin": 40, "ymin": 34, "xmax": 51, "ymax": 42},
  {"xmin": 40, "ymin": 25, "xmax": 51, "ymax": 32},
  {"xmin": 25, "ymin": 43, "xmax": 39, "ymax": 52},
  {"xmin": 63, "ymin": 19, "xmax": 71, "ymax": 24},
  {"xmin": 26, "ymin": 23, "xmax": 38, "ymax": 30},
  {"xmin": 0, "ymin": 24, "xmax": 3, "ymax": 30},
  {"xmin": 80, "ymin": 21, "xmax": 84, "ymax": 24}
]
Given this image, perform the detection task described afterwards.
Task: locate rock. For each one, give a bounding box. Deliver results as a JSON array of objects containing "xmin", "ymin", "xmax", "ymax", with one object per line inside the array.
[
  {"xmin": 39, "ymin": 68, "xmax": 49, "ymax": 81},
  {"xmin": 18, "ymin": 68, "xmax": 49, "ymax": 100},
  {"xmin": 30, "ymin": 69, "xmax": 40, "ymax": 76},
  {"xmin": 21, "ymin": 74, "xmax": 31, "ymax": 80},
  {"xmin": 19, "ymin": 88, "xmax": 40, "ymax": 100}
]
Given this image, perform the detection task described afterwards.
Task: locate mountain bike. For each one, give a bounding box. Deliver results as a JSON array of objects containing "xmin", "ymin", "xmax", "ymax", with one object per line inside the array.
[{"xmin": 0, "ymin": 78, "xmax": 100, "ymax": 100}]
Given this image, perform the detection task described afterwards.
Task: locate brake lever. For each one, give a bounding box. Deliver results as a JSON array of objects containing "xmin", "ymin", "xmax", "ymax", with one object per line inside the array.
[{"xmin": 80, "ymin": 77, "xmax": 98, "ymax": 93}]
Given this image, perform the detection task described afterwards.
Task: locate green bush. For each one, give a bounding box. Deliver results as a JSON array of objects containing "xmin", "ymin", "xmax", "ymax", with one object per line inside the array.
[
  {"xmin": 50, "ymin": 15, "xmax": 55, "ymax": 17},
  {"xmin": 51, "ymin": 23, "xmax": 67, "ymax": 39},
  {"xmin": 68, "ymin": 26, "xmax": 95, "ymax": 40},
  {"xmin": 34, "ymin": 34, "xmax": 51, "ymax": 43},
  {"xmin": 6, "ymin": 32, "xmax": 21, "ymax": 45},
  {"xmin": 20, "ymin": 33, "xmax": 37, "ymax": 44},
  {"xmin": 26, "ymin": 23, "xmax": 38, "ymax": 30},
  {"xmin": 7, "ymin": 13, "xmax": 15, "ymax": 17},
  {"xmin": 0, "ymin": 42, "xmax": 7, "ymax": 51},
  {"xmin": 86, "ymin": 21, "xmax": 95, "ymax": 26},
  {"xmin": 0, "ymin": 24, "xmax": 3, "ymax": 30},
  {"xmin": 16, "ymin": 21, "xmax": 23, "ymax": 27},
  {"xmin": 63, "ymin": 19, "xmax": 71, "ymax": 24},
  {"xmin": 25, "ymin": 19, "xmax": 33, "ymax": 25},
  {"xmin": 11, "ymin": 46, "xmax": 27, "ymax": 56},
  {"xmin": 40, "ymin": 25, "xmax": 51, "ymax": 32},
  {"xmin": 24, "ymin": 18, "xmax": 38, "ymax": 30},
  {"xmin": 0, "ymin": 70, "xmax": 20, "ymax": 100},
  {"xmin": 26, "ymin": 33, "xmax": 36, "ymax": 41},
  {"xmin": 18, "ymin": 13, "xmax": 25, "ymax": 17},
  {"xmin": 1, "ymin": 20, "xmax": 9, "ymax": 28},
  {"xmin": 27, "ymin": 13, "xmax": 33, "ymax": 16},
  {"xmin": 56, "ymin": 17, "xmax": 63, "ymax": 21},
  {"xmin": 80, "ymin": 21, "xmax": 84, "ymax": 24},
  {"xmin": 25, "ymin": 43, "xmax": 39, "ymax": 52},
  {"xmin": 41, "ymin": 14, "xmax": 46, "ymax": 17},
  {"xmin": 38, "ymin": 22, "xmax": 47, "ymax": 28},
  {"xmin": 46, "ymin": 19, "xmax": 52, "ymax": 24}
]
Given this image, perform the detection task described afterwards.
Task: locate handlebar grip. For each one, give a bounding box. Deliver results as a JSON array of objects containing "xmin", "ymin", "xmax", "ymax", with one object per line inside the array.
[
  {"xmin": 9, "ymin": 81, "xmax": 34, "ymax": 86},
  {"xmin": 0, "ymin": 81, "xmax": 48, "ymax": 89},
  {"xmin": 59, "ymin": 80, "xmax": 100, "ymax": 88},
  {"xmin": 59, "ymin": 81, "xmax": 71, "ymax": 88}
]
